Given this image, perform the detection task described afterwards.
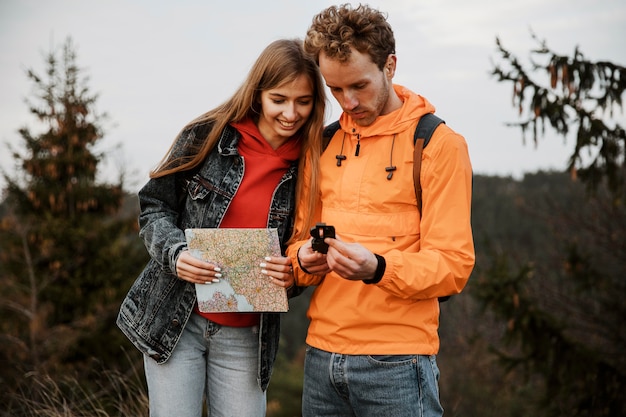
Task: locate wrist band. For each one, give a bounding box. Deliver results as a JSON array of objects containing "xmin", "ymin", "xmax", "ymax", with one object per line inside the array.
[
  {"xmin": 363, "ymin": 254, "xmax": 386, "ymax": 284},
  {"xmin": 297, "ymin": 249, "xmax": 312, "ymax": 274}
]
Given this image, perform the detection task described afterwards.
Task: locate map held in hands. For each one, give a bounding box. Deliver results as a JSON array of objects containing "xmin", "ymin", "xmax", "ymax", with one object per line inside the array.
[{"xmin": 185, "ymin": 228, "xmax": 289, "ymax": 312}]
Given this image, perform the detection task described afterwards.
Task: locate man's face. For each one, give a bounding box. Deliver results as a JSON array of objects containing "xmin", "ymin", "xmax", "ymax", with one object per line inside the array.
[{"xmin": 319, "ymin": 49, "xmax": 393, "ymax": 127}]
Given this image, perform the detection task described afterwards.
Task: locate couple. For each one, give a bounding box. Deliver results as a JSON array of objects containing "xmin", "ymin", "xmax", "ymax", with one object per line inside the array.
[{"xmin": 117, "ymin": 4, "xmax": 475, "ymax": 417}]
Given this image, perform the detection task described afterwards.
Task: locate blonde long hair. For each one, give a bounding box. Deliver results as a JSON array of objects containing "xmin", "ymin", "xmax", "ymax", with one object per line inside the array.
[{"xmin": 151, "ymin": 38, "xmax": 326, "ymax": 242}]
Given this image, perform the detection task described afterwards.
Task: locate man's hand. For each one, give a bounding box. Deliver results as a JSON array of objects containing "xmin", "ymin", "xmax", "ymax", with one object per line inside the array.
[
  {"xmin": 325, "ymin": 237, "xmax": 379, "ymax": 281},
  {"xmin": 297, "ymin": 239, "xmax": 332, "ymax": 275}
]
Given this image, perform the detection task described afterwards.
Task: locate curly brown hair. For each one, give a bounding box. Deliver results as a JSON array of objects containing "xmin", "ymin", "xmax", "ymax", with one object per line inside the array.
[{"xmin": 304, "ymin": 3, "xmax": 396, "ymax": 70}]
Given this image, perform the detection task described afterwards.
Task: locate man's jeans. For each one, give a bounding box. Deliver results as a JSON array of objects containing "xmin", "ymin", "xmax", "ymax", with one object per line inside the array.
[
  {"xmin": 302, "ymin": 346, "xmax": 443, "ymax": 417},
  {"xmin": 143, "ymin": 313, "xmax": 266, "ymax": 417}
]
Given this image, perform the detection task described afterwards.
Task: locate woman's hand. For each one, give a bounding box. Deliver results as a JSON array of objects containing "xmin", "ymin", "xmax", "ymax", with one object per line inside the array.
[
  {"xmin": 260, "ymin": 256, "xmax": 294, "ymax": 289},
  {"xmin": 176, "ymin": 250, "xmax": 222, "ymax": 284}
]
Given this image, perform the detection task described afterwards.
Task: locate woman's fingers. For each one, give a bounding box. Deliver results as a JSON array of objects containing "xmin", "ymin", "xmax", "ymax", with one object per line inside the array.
[{"xmin": 260, "ymin": 256, "xmax": 294, "ymax": 288}]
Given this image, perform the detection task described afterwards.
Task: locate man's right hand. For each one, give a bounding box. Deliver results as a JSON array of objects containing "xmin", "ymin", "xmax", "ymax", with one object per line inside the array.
[{"xmin": 297, "ymin": 239, "xmax": 332, "ymax": 275}]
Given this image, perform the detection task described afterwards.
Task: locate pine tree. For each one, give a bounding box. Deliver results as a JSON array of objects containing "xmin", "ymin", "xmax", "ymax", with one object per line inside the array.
[
  {"xmin": 0, "ymin": 37, "xmax": 148, "ymax": 407},
  {"xmin": 491, "ymin": 31, "xmax": 626, "ymax": 196}
]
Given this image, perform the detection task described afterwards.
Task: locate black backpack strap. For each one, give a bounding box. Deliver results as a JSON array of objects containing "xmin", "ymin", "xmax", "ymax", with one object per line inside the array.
[
  {"xmin": 322, "ymin": 120, "xmax": 341, "ymax": 151},
  {"xmin": 413, "ymin": 113, "xmax": 445, "ymax": 146}
]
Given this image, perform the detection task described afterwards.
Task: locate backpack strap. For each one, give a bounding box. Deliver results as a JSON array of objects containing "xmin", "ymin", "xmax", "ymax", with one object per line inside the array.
[
  {"xmin": 413, "ymin": 113, "xmax": 449, "ymax": 303},
  {"xmin": 322, "ymin": 120, "xmax": 341, "ymax": 150},
  {"xmin": 412, "ymin": 113, "xmax": 445, "ymax": 216}
]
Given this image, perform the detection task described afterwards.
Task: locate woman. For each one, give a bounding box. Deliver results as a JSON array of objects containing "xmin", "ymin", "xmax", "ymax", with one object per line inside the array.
[{"xmin": 117, "ymin": 39, "xmax": 326, "ymax": 417}]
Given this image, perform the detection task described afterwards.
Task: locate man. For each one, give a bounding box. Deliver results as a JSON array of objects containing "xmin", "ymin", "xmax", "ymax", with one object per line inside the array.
[{"xmin": 286, "ymin": 4, "xmax": 475, "ymax": 416}]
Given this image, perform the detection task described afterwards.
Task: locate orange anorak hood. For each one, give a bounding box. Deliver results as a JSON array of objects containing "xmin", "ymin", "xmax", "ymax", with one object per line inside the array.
[{"xmin": 338, "ymin": 85, "xmax": 435, "ymax": 138}]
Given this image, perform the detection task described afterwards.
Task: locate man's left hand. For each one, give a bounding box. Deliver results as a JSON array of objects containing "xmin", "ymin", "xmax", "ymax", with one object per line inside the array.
[{"xmin": 325, "ymin": 237, "xmax": 379, "ymax": 281}]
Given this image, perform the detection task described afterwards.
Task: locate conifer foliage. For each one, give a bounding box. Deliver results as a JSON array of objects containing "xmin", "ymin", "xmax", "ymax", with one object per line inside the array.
[
  {"xmin": 491, "ymin": 32, "xmax": 626, "ymax": 196},
  {"xmin": 0, "ymin": 37, "xmax": 147, "ymax": 410}
]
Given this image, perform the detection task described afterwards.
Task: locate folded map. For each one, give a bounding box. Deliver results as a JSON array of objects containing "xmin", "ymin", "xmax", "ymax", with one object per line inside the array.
[{"xmin": 185, "ymin": 228, "xmax": 288, "ymax": 312}]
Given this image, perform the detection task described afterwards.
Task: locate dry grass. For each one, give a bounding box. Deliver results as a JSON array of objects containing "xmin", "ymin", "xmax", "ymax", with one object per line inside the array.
[{"xmin": 3, "ymin": 362, "xmax": 148, "ymax": 417}]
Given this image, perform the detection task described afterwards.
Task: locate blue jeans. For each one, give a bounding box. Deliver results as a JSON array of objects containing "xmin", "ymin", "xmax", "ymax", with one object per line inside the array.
[
  {"xmin": 302, "ymin": 346, "xmax": 443, "ymax": 417},
  {"xmin": 143, "ymin": 313, "xmax": 266, "ymax": 417}
]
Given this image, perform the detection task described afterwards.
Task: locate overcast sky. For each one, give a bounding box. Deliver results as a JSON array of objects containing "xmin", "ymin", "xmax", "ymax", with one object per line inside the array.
[{"xmin": 1, "ymin": 0, "xmax": 625, "ymax": 192}]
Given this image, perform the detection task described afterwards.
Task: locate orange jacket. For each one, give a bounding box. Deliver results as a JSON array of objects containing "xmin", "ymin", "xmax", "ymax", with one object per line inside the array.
[{"xmin": 286, "ymin": 85, "xmax": 475, "ymax": 355}]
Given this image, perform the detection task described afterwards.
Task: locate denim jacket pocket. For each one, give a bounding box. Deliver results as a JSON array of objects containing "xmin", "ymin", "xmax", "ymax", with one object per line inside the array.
[
  {"xmin": 187, "ymin": 175, "xmax": 212, "ymax": 201},
  {"xmin": 181, "ymin": 174, "xmax": 233, "ymax": 229}
]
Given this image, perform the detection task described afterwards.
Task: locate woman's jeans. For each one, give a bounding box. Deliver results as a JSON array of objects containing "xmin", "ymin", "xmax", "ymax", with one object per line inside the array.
[
  {"xmin": 143, "ymin": 313, "xmax": 266, "ymax": 417},
  {"xmin": 302, "ymin": 346, "xmax": 444, "ymax": 417}
]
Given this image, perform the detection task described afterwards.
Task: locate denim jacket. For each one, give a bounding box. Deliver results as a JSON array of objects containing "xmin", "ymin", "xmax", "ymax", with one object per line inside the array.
[{"xmin": 117, "ymin": 122, "xmax": 300, "ymax": 391}]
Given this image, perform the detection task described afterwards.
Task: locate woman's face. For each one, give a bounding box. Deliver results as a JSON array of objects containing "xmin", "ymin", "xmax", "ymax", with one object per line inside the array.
[{"xmin": 257, "ymin": 74, "xmax": 314, "ymax": 150}]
